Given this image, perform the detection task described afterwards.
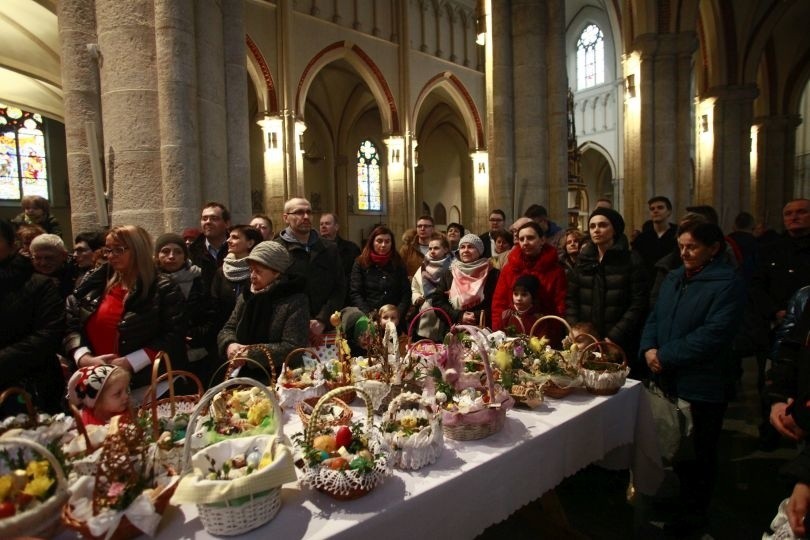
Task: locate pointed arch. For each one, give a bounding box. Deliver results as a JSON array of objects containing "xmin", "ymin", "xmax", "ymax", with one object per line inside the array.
[
  {"xmin": 296, "ymin": 41, "xmax": 399, "ymax": 133},
  {"xmin": 578, "ymin": 140, "xmax": 617, "ymax": 178},
  {"xmin": 413, "ymin": 71, "xmax": 484, "ymax": 149},
  {"xmin": 245, "ymin": 34, "xmax": 278, "ymax": 114}
]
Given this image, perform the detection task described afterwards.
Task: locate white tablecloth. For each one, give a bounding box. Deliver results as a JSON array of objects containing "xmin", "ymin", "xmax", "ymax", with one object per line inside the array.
[{"xmin": 156, "ymin": 379, "xmax": 663, "ymax": 539}]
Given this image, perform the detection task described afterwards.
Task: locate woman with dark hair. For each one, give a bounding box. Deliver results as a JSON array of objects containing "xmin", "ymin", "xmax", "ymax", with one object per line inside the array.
[
  {"xmin": 558, "ymin": 228, "xmax": 585, "ymax": 279},
  {"xmin": 64, "ymin": 225, "xmax": 187, "ymax": 388},
  {"xmin": 490, "ymin": 221, "xmax": 566, "ymax": 336},
  {"xmin": 566, "ymin": 208, "xmax": 648, "ymax": 362},
  {"xmin": 0, "ymin": 219, "xmax": 65, "ymax": 414},
  {"xmin": 446, "ymin": 222, "xmax": 465, "ymax": 252},
  {"xmin": 640, "ymin": 221, "xmax": 745, "ymax": 533},
  {"xmin": 489, "ymin": 228, "xmax": 514, "ymax": 270},
  {"xmin": 349, "ymin": 225, "xmax": 411, "ymax": 324},
  {"xmin": 210, "ymin": 225, "xmax": 263, "ymax": 329}
]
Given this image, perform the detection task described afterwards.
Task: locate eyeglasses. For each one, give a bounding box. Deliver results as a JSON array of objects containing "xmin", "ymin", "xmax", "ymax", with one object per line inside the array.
[
  {"xmin": 102, "ymin": 246, "xmax": 129, "ymax": 257},
  {"xmin": 286, "ymin": 209, "xmax": 312, "ymax": 216}
]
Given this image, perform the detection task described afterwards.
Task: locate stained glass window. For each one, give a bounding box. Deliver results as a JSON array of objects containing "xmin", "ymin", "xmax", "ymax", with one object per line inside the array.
[
  {"xmin": 576, "ymin": 24, "xmax": 605, "ymax": 90},
  {"xmin": 0, "ymin": 103, "xmax": 48, "ymax": 201},
  {"xmin": 357, "ymin": 139, "xmax": 381, "ymax": 211}
]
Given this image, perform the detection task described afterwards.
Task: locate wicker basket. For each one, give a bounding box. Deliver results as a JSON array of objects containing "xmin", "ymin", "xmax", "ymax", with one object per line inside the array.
[
  {"xmin": 382, "ymin": 392, "xmax": 443, "ymax": 470},
  {"xmin": 177, "ymin": 383, "xmax": 291, "ymax": 536},
  {"xmin": 299, "ymin": 386, "xmax": 391, "ymax": 500},
  {"xmin": 441, "ymin": 325, "xmax": 514, "ymax": 441},
  {"xmin": 0, "ymin": 437, "xmax": 69, "ymax": 539},
  {"xmin": 276, "ymin": 347, "xmax": 327, "ymax": 409},
  {"xmin": 210, "ymin": 344, "xmax": 277, "ymax": 387},
  {"xmin": 579, "ymin": 340, "xmax": 630, "ymax": 396},
  {"xmin": 296, "ymin": 395, "xmax": 353, "ymax": 428},
  {"xmin": 525, "ymin": 316, "xmax": 583, "ymax": 400}
]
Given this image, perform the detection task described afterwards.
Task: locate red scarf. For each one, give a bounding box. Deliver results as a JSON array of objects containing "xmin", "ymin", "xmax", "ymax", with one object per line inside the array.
[{"xmin": 370, "ymin": 250, "xmax": 391, "ymax": 266}]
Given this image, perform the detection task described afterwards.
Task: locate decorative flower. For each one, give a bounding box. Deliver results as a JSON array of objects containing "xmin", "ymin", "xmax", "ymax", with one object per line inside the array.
[
  {"xmin": 25, "ymin": 460, "xmax": 49, "ymax": 479},
  {"xmin": 23, "ymin": 475, "xmax": 53, "ymax": 499},
  {"xmin": 106, "ymin": 481, "xmax": 126, "ymax": 499},
  {"xmin": 0, "ymin": 475, "xmax": 12, "ymax": 501}
]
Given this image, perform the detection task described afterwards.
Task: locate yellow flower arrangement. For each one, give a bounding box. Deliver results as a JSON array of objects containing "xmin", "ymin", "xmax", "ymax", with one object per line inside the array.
[
  {"xmin": 0, "ymin": 476, "xmax": 11, "ymax": 501},
  {"xmin": 22, "ymin": 475, "xmax": 53, "ymax": 498},
  {"xmin": 25, "ymin": 460, "xmax": 49, "ymax": 479}
]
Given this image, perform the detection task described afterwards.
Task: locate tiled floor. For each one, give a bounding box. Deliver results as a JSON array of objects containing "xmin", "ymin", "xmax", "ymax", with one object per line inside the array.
[{"xmin": 478, "ymin": 357, "xmax": 796, "ymax": 539}]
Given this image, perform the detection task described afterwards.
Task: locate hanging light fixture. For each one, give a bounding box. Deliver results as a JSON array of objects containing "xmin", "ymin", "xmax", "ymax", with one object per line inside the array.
[{"xmin": 475, "ymin": 0, "xmax": 486, "ymax": 46}]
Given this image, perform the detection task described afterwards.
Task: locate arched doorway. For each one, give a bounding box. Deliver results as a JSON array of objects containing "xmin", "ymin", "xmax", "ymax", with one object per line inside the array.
[{"xmin": 579, "ymin": 144, "xmax": 615, "ymax": 209}]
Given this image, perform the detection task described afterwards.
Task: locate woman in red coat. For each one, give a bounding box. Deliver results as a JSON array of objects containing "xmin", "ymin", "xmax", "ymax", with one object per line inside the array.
[{"xmin": 491, "ymin": 222, "xmax": 566, "ymax": 339}]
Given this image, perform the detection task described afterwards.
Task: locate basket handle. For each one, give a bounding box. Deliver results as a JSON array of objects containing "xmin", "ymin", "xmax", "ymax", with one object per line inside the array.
[
  {"xmin": 0, "ymin": 436, "xmax": 68, "ymax": 492},
  {"xmin": 454, "ymin": 325, "xmax": 497, "ymax": 403},
  {"xmin": 529, "ymin": 315, "xmax": 573, "ymax": 338},
  {"xmin": 143, "ymin": 352, "xmax": 175, "ymax": 438},
  {"xmin": 407, "ymin": 306, "xmax": 453, "ymax": 337},
  {"xmin": 282, "ymin": 347, "xmax": 322, "ymax": 374},
  {"xmin": 0, "ymin": 387, "xmax": 36, "ymax": 429},
  {"xmin": 231, "ymin": 344, "xmax": 277, "ymax": 384},
  {"xmin": 180, "ymin": 377, "xmax": 282, "ymax": 474},
  {"xmin": 304, "ymin": 385, "xmax": 372, "ymax": 448},
  {"xmin": 580, "ymin": 340, "xmax": 628, "ymax": 368},
  {"xmin": 384, "ymin": 390, "xmax": 429, "ymax": 419},
  {"xmin": 141, "ymin": 368, "xmax": 205, "ymax": 442},
  {"xmin": 67, "ymin": 403, "xmax": 97, "ymax": 452},
  {"xmin": 209, "ymin": 353, "xmax": 274, "ymax": 388}
]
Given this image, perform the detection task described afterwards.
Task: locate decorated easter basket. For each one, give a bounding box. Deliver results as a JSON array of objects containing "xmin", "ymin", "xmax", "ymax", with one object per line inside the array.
[
  {"xmin": 276, "ymin": 347, "xmax": 327, "ymax": 409},
  {"xmin": 528, "ymin": 316, "xmax": 583, "ymax": 399},
  {"xmin": 139, "ymin": 352, "xmax": 204, "ymax": 471},
  {"xmin": 61, "ymin": 417, "xmax": 179, "ymax": 540},
  {"xmin": 0, "ymin": 436, "xmax": 70, "ymax": 539},
  {"xmin": 172, "ymin": 377, "xmax": 294, "ymax": 536},
  {"xmin": 0, "ymin": 387, "xmax": 88, "ymax": 454},
  {"xmin": 381, "ymin": 391, "xmax": 443, "ymax": 470},
  {"xmin": 296, "ymin": 395, "xmax": 353, "ymax": 428},
  {"xmin": 211, "ymin": 344, "xmax": 277, "ymax": 387},
  {"xmin": 439, "ymin": 325, "xmax": 514, "ymax": 441},
  {"xmin": 579, "ymin": 340, "xmax": 630, "ymax": 396},
  {"xmin": 297, "ymin": 386, "xmax": 392, "ymax": 500}
]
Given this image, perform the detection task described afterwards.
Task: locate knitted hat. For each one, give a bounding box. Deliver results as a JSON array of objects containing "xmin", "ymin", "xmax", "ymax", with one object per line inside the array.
[
  {"xmin": 340, "ymin": 306, "xmax": 371, "ymax": 345},
  {"xmin": 246, "ymin": 240, "xmax": 291, "ymax": 272},
  {"xmin": 513, "ymin": 274, "xmax": 540, "ymax": 299},
  {"xmin": 589, "ymin": 208, "xmax": 625, "ymax": 238},
  {"xmin": 458, "ymin": 233, "xmax": 484, "ymax": 257},
  {"xmin": 155, "ymin": 232, "xmax": 189, "ymax": 259},
  {"xmin": 68, "ymin": 365, "xmax": 119, "ymax": 409}
]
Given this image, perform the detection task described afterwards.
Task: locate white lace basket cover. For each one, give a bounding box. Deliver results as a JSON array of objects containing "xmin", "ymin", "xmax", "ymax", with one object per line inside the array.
[
  {"xmin": 382, "ymin": 392, "xmax": 443, "ymax": 470},
  {"xmin": 299, "ymin": 386, "xmax": 392, "ymax": 498}
]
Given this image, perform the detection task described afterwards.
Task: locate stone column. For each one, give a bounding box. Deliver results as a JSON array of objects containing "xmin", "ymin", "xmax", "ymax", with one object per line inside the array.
[
  {"xmin": 703, "ymin": 85, "xmax": 758, "ymax": 230},
  {"xmin": 487, "ymin": 1, "xmax": 515, "ymax": 220},
  {"xmin": 752, "ymin": 114, "xmax": 802, "ymax": 228},
  {"xmin": 222, "ymin": 0, "xmax": 251, "ymax": 223},
  {"xmin": 58, "ymin": 0, "xmax": 103, "ymax": 234},
  {"xmin": 544, "ymin": 0, "xmax": 568, "ymax": 226},
  {"xmin": 511, "ymin": 0, "xmax": 545, "ymax": 218},
  {"xmin": 154, "ymin": 0, "xmax": 201, "ymax": 233},
  {"xmin": 194, "ymin": 1, "xmax": 229, "ymax": 205},
  {"xmin": 95, "ymin": 0, "xmax": 162, "ymax": 234}
]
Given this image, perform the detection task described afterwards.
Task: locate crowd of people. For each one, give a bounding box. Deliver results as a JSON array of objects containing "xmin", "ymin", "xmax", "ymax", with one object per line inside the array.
[{"xmin": 1, "ymin": 192, "xmax": 810, "ymax": 535}]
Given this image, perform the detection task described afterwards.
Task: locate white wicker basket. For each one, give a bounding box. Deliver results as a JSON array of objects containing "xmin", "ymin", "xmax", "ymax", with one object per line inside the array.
[{"xmin": 382, "ymin": 392, "xmax": 443, "ymax": 470}]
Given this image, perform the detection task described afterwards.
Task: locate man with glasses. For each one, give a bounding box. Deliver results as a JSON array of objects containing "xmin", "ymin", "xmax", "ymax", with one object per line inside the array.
[
  {"xmin": 277, "ymin": 197, "xmax": 345, "ymax": 343},
  {"xmin": 400, "ymin": 215, "xmax": 434, "ymax": 277},
  {"xmin": 188, "ymin": 201, "xmax": 231, "ymax": 293},
  {"xmin": 478, "ymin": 209, "xmax": 506, "ymax": 258}
]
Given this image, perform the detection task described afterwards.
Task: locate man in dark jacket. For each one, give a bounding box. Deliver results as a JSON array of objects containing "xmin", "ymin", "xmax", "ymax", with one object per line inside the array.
[
  {"xmin": 188, "ymin": 201, "xmax": 231, "ymax": 293},
  {"xmin": 632, "ymin": 196, "xmax": 677, "ymax": 279},
  {"xmin": 319, "ymin": 212, "xmax": 360, "ymax": 303},
  {"xmin": 478, "ymin": 209, "xmax": 506, "ymax": 258},
  {"xmin": 276, "ymin": 198, "xmax": 346, "ymax": 344}
]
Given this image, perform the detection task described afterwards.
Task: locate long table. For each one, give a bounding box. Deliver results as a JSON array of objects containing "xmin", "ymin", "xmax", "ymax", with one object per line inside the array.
[{"xmin": 157, "ymin": 379, "xmax": 663, "ymax": 539}]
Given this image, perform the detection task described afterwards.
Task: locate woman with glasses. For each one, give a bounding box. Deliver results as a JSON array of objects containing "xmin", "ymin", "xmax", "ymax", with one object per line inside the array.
[
  {"xmin": 350, "ymin": 225, "xmax": 411, "ymax": 326},
  {"xmin": 64, "ymin": 225, "xmax": 188, "ymax": 388}
]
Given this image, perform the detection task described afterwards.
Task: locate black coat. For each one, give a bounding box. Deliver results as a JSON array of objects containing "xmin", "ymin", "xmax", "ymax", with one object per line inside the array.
[
  {"xmin": 349, "ymin": 259, "xmax": 411, "ymax": 322},
  {"xmin": 632, "ymin": 220, "xmax": 677, "ymax": 278},
  {"xmin": 210, "ymin": 267, "xmax": 249, "ymax": 335},
  {"xmin": 188, "ymin": 234, "xmax": 227, "ymax": 295},
  {"xmin": 750, "ymin": 233, "xmax": 810, "ymax": 320},
  {"xmin": 566, "ymin": 236, "xmax": 649, "ymax": 352},
  {"xmin": 0, "ymin": 254, "xmax": 65, "ymax": 413},
  {"xmin": 64, "ymin": 264, "xmax": 188, "ymax": 387}
]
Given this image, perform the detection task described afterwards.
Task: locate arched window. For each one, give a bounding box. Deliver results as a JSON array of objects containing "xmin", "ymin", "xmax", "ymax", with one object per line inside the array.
[
  {"xmin": 0, "ymin": 103, "xmax": 48, "ymax": 201},
  {"xmin": 357, "ymin": 139, "xmax": 381, "ymax": 211},
  {"xmin": 576, "ymin": 24, "xmax": 605, "ymax": 90}
]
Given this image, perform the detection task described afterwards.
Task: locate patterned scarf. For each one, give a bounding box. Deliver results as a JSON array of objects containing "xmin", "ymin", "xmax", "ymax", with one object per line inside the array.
[
  {"xmin": 448, "ymin": 257, "xmax": 490, "ymax": 310},
  {"xmin": 420, "ymin": 255, "xmax": 452, "ymax": 298},
  {"xmin": 222, "ymin": 253, "xmax": 250, "ymax": 283}
]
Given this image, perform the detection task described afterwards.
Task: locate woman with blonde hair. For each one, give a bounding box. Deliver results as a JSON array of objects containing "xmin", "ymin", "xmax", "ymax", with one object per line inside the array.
[{"xmin": 64, "ymin": 225, "xmax": 188, "ymax": 388}]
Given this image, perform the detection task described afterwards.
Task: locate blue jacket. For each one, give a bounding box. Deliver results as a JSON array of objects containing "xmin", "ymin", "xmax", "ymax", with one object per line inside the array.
[{"xmin": 639, "ymin": 258, "xmax": 745, "ymax": 403}]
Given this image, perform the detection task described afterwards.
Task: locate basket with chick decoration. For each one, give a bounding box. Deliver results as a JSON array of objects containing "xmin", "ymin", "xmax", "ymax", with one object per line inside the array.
[
  {"xmin": 171, "ymin": 377, "xmax": 295, "ymax": 536},
  {"xmin": 436, "ymin": 325, "xmax": 514, "ymax": 441},
  {"xmin": 0, "ymin": 436, "xmax": 70, "ymax": 539},
  {"xmin": 527, "ymin": 316, "xmax": 587, "ymax": 399},
  {"xmin": 579, "ymin": 340, "xmax": 630, "ymax": 395},
  {"xmin": 275, "ymin": 347, "xmax": 327, "ymax": 409},
  {"xmin": 296, "ymin": 386, "xmax": 391, "ymax": 500},
  {"xmin": 381, "ymin": 392, "xmax": 443, "ymax": 470}
]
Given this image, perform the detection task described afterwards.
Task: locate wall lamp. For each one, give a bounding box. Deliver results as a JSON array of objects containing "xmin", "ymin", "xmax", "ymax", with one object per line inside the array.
[{"xmin": 625, "ymin": 74, "xmax": 636, "ymax": 99}]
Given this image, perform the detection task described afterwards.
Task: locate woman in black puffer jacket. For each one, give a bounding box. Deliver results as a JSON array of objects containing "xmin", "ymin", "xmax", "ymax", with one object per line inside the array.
[
  {"xmin": 566, "ymin": 209, "xmax": 649, "ymax": 371},
  {"xmin": 64, "ymin": 225, "xmax": 188, "ymax": 389}
]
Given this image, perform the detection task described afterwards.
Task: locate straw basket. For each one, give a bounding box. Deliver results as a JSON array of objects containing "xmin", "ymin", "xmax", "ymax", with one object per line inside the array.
[
  {"xmin": 527, "ymin": 316, "xmax": 581, "ymax": 399},
  {"xmin": 382, "ymin": 392, "xmax": 443, "ymax": 470},
  {"xmin": 140, "ymin": 353, "xmax": 204, "ymax": 471},
  {"xmin": 211, "ymin": 344, "xmax": 277, "ymax": 387},
  {"xmin": 300, "ymin": 386, "xmax": 391, "ymax": 500},
  {"xmin": 0, "ymin": 437, "xmax": 69, "ymax": 539},
  {"xmin": 579, "ymin": 340, "xmax": 630, "ymax": 396},
  {"xmin": 296, "ymin": 395, "xmax": 353, "ymax": 428},
  {"xmin": 276, "ymin": 347, "xmax": 326, "ymax": 409},
  {"xmin": 179, "ymin": 378, "xmax": 289, "ymax": 536},
  {"xmin": 441, "ymin": 325, "xmax": 514, "ymax": 441}
]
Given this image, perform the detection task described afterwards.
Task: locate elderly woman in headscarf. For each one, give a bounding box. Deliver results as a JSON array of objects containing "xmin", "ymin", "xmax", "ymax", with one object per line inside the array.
[
  {"xmin": 432, "ymin": 234, "xmax": 500, "ymax": 331},
  {"xmin": 218, "ymin": 241, "xmax": 309, "ymax": 378}
]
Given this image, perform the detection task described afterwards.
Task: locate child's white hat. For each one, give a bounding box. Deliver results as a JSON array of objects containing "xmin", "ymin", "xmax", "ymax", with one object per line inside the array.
[{"xmin": 67, "ymin": 365, "xmax": 119, "ymax": 408}]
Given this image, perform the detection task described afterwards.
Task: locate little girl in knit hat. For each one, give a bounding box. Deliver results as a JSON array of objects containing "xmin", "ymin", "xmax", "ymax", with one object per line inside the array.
[{"xmin": 67, "ymin": 365, "xmax": 132, "ymax": 426}]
